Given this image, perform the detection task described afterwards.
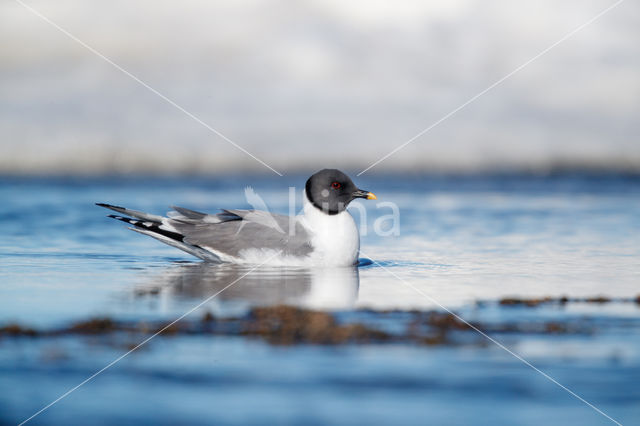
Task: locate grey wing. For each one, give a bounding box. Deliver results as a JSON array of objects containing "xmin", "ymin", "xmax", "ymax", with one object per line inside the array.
[{"xmin": 169, "ymin": 207, "xmax": 314, "ymax": 259}]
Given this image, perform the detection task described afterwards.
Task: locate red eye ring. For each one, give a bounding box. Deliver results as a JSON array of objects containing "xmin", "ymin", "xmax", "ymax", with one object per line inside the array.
[{"xmin": 331, "ymin": 181, "xmax": 342, "ymax": 189}]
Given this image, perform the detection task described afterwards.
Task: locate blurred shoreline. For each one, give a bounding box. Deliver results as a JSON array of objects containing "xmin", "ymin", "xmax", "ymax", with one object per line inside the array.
[
  {"xmin": 2, "ymin": 163, "xmax": 640, "ymax": 179},
  {"xmin": 2, "ymin": 1, "xmax": 639, "ymax": 180}
]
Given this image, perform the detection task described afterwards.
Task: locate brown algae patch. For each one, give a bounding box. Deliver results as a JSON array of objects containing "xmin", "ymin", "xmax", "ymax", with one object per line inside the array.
[
  {"xmin": 0, "ymin": 323, "xmax": 38, "ymax": 337},
  {"xmin": 497, "ymin": 295, "xmax": 638, "ymax": 307},
  {"xmin": 1, "ymin": 296, "xmax": 637, "ymax": 347},
  {"xmin": 67, "ymin": 318, "xmax": 118, "ymax": 334},
  {"xmin": 243, "ymin": 306, "xmax": 391, "ymax": 345}
]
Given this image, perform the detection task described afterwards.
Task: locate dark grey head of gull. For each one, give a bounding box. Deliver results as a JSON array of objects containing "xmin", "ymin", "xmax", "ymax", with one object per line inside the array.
[
  {"xmin": 305, "ymin": 168, "xmax": 376, "ymax": 215},
  {"xmin": 97, "ymin": 169, "xmax": 377, "ymax": 266}
]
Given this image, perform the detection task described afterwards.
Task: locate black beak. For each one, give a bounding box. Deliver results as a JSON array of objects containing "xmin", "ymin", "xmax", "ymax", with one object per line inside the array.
[{"xmin": 352, "ymin": 189, "xmax": 377, "ymax": 200}]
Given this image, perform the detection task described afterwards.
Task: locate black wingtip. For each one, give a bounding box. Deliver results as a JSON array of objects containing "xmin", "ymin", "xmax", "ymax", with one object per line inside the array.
[
  {"xmin": 108, "ymin": 215, "xmax": 186, "ymax": 242},
  {"xmin": 107, "ymin": 214, "xmax": 132, "ymax": 223},
  {"xmin": 96, "ymin": 202, "xmax": 128, "ymax": 209}
]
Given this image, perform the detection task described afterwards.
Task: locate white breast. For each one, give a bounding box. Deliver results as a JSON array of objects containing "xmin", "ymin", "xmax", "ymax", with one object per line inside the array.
[{"xmin": 298, "ymin": 196, "xmax": 360, "ymax": 266}]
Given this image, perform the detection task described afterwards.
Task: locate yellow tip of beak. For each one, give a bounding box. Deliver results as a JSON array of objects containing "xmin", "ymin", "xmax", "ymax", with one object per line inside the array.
[{"xmin": 367, "ymin": 192, "xmax": 377, "ymax": 200}]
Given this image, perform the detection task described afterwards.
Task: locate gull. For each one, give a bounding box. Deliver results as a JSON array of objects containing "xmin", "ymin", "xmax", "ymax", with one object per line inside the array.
[{"xmin": 97, "ymin": 169, "xmax": 377, "ymax": 266}]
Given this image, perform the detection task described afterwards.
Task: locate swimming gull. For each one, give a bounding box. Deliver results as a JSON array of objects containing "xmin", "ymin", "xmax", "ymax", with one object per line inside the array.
[{"xmin": 97, "ymin": 169, "xmax": 377, "ymax": 266}]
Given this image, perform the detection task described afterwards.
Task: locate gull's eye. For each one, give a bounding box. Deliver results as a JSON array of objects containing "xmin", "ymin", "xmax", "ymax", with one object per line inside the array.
[{"xmin": 331, "ymin": 181, "xmax": 342, "ymax": 190}]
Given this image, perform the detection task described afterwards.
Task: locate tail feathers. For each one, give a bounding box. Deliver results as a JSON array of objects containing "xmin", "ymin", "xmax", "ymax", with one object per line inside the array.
[
  {"xmin": 107, "ymin": 215, "xmax": 185, "ymax": 243},
  {"xmin": 98, "ymin": 203, "xmax": 222, "ymax": 262},
  {"xmin": 96, "ymin": 203, "xmax": 165, "ymax": 223}
]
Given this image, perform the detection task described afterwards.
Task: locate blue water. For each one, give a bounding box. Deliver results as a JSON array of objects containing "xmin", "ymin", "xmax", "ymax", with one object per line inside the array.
[{"xmin": 1, "ymin": 173, "xmax": 639, "ymax": 425}]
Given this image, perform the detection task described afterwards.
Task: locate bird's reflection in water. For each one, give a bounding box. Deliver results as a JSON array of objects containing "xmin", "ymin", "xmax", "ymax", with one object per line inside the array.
[{"xmin": 137, "ymin": 262, "xmax": 360, "ymax": 312}]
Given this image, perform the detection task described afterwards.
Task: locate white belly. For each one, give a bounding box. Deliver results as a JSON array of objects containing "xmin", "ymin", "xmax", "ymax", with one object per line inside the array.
[{"xmin": 299, "ymin": 201, "xmax": 360, "ymax": 267}]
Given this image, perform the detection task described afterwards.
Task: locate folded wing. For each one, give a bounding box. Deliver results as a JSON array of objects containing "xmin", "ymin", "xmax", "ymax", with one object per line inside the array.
[
  {"xmin": 169, "ymin": 206, "xmax": 313, "ymax": 260},
  {"xmin": 98, "ymin": 203, "xmax": 313, "ymax": 262}
]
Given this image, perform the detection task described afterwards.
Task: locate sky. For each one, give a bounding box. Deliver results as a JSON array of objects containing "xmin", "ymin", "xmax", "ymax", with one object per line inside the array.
[{"xmin": 1, "ymin": 0, "xmax": 639, "ymax": 175}]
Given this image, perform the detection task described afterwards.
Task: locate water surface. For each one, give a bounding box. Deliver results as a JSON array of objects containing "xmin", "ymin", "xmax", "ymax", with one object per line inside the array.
[{"xmin": 1, "ymin": 173, "xmax": 639, "ymax": 425}]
